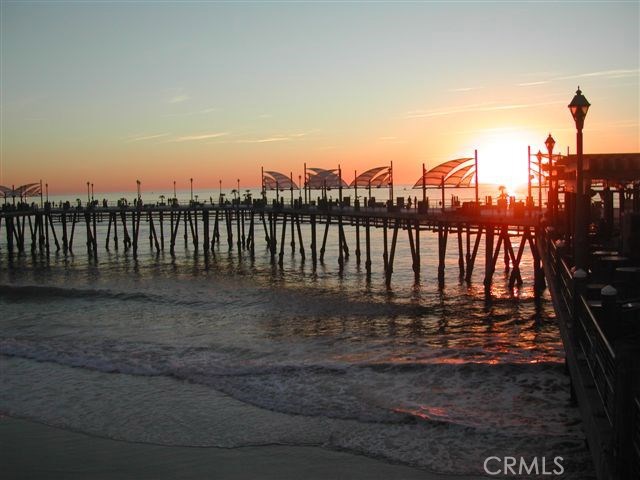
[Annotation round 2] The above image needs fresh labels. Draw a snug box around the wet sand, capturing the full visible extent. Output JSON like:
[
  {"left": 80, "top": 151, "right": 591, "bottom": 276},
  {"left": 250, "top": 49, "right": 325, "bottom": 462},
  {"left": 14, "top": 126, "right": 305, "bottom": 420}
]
[{"left": 0, "top": 416, "right": 481, "bottom": 480}]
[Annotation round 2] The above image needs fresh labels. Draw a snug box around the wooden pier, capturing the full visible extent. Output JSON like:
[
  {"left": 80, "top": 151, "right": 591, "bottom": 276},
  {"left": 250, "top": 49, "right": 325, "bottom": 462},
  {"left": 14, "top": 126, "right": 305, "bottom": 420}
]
[{"left": 0, "top": 201, "right": 544, "bottom": 290}]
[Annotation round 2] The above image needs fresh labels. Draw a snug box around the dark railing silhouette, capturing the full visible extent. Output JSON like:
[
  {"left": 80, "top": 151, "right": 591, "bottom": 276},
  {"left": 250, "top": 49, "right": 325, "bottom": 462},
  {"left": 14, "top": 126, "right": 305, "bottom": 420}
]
[{"left": 543, "top": 230, "right": 640, "bottom": 480}]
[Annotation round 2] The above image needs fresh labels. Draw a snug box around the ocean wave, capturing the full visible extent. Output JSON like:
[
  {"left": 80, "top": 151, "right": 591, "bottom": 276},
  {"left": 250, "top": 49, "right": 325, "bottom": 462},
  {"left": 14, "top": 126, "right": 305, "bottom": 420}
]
[
  {"left": 0, "top": 354, "right": 592, "bottom": 478},
  {"left": 0, "top": 336, "right": 574, "bottom": 434},
  {"left": 0, "top": 283, "right": 220, "bottom": 309}
]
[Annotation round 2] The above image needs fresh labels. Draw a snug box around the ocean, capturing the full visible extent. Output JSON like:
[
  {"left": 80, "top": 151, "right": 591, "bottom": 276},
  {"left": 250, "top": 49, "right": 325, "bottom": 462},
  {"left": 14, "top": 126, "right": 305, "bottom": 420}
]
[{"left": 0, "top": 186, "right": 593, "bottom": 477}]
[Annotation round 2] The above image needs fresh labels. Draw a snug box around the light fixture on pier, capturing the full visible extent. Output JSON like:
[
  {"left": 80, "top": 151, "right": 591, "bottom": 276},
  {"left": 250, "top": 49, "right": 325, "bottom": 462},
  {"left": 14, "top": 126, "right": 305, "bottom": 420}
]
[
  {"left": 545, "top": 133, "right": 556, "bottom": 221},
  {"left": 536, "top": 150, "right": 543, "bottom": 211},
  {"left": 568, "top": 87, "right": 590, "bottom": 269}
]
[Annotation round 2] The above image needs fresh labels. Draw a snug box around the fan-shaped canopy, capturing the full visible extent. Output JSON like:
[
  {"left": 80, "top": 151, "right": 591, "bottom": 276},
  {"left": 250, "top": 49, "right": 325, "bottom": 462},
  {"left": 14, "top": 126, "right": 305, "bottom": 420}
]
[
  {"left": 444, "top": 164, "right": 475, "bottom": 186},
  {"left": 263, "top": 171, "right": 298, "bottom": 190},
  {"left": 412, "top": 158, "right": 474, "bottom": 188},
  {"left": 349, "top": 166, "right": 389, "bottom": 187},
  {"left": 0, "top": 183, "right": 41, "bottom": 197},
  {"left": 307, "top": 168, "right": 348, "bottom": 189}
]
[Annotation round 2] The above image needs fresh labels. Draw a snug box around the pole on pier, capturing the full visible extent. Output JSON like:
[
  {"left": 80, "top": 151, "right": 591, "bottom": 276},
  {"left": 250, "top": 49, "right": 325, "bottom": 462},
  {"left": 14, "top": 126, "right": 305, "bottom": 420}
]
[
  {"left": 483, "top": 225, "right": 494, "bottom": 289},
  {"left": 527, "top": 145, "right": 532, "bottom": 203},
  {"left": 355, "top": 217, "right": 361, "bottom": 265},
  {"left": 113, "top": 211, "right": 118, "bottom": 250},
  {"left": 69, "top": 212, "right": 77, "bottom": 253},
  {"left": 474, "top": 149, "right": 479, "bottom": 204},
  {"left": 290, "top": 172, "right": 294, "bottom": 207},
  {"left": 295, "top": 215, "right": 305, "bottom": 261},
  {"left": 422, "top": 163, "right": 426, "bottom": 203},
  {"left": 249, "top": 211, "right": 256, "bottom": 258},
  {"left": 365, "top": 216, "right": 371, "bottom": 276},
  {"left": 278, "top": 214, "right": 287, "bottom": 267},
  {"left": 457, "top": 224, "right": 464, "bottom": 278},
  {"left": 385, "top": 220, "right": 399, "bottom": 286},
  {"left": 61, "top": 212, "right": 68, "bottom": 253},
  {"left": 407, "top": 220, "right": 417, "bottom": 278},
  {"left": 304, "top": 163, "right": 308, "bottom": 205},
  {"left": 236, "top": 208, "right": 242, "bottom": 256},
  {"left": 159, "top": 211, "right": 164, "bottom": 251},
  {"left": 389, "top": 161, "right": 394, "bottom": 205},
  {"left": 338, "top": 164, "right": 343, "bottom": 203},
  {"left": 203, "top": 210, "right": 210, "bottom": 256},
  {"left": 106, "top": 214, "right": 112, "bottom": 250},
  {"left": 414, "top": 220, "right": 420, "bottom": 276},
  {"left": 354, "top": 170, "right": 358, "bottom": 209},
  {"left": 437, "top": 223, "right": 448, "bottom": 287},
  {"left": 320, "top": 215, "right": 330, "bottom": 263},
  {"left": 382, "top": 219, "right": 389, "bottom": 275},
  {"left": 338, "top": 215, "right": 344, "bottom": 271},
  {"left": 311, "top": 214, "right": 317, "bottom": 267}
]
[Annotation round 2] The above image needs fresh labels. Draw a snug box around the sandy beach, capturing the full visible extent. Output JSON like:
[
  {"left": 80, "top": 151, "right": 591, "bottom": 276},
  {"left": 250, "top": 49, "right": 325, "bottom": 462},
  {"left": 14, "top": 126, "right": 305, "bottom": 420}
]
[{"left": 1, "top": 416, "right": 482, "bottom": 480}]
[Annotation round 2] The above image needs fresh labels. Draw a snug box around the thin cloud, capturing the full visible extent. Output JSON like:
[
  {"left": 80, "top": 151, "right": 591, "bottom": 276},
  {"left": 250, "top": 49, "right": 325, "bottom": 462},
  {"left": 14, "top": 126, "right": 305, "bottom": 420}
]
[
  {"left": 241, "top": 136, "right": 291, "bottom": 143},
  {"left": 518, "top": 81, "right": 550, "bottom": 87},
  {"left": 168, "top": 94, "right": 190, "bottom": 104},
  {"left": 163, "top": 107, "right": 218, "bottom": 117},
  {"left": 237, "top": 130, "right": 318, "bottom": 143},
  {"left": 448, "top": 86, "right": 483, "bottom": 92},
  {"left": 556, "top": 68, "right": 639, "bottom": 81},
  {"left": 127, "top": 133, "right": 170, "bottom": 143},
  {"left": 405, "top": 100, "right": 565, "bottom": 119},
  {"left": 172, "top": 132, "right": 229, "bottom": 142},
  {"left": 520, "top": 68, "right": 639, "bottom": 87}
]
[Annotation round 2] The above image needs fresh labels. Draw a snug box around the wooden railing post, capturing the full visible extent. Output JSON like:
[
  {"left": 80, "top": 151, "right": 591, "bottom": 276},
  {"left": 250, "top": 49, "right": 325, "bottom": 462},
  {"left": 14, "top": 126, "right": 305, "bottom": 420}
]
[{"left": 612, "top": 339, "right": 640, "bottom": 479}]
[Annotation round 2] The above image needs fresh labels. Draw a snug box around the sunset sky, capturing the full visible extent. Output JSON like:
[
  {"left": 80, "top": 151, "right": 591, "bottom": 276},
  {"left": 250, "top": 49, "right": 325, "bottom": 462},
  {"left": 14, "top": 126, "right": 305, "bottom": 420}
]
[{"left": 1, "top": 2, "right": 638, "bottom": 194}]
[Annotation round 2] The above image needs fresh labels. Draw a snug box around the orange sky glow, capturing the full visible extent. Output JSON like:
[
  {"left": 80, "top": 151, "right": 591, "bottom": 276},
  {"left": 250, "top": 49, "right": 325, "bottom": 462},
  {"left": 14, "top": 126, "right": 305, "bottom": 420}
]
[{"left": 1, "top": 3, "right": 638, "bottom": 195}]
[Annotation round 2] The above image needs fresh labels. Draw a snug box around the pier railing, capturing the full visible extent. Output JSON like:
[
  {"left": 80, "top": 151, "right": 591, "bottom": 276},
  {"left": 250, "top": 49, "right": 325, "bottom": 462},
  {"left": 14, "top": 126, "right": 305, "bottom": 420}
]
[{"left": 544, "top": 229, "right": 640, "bottom": 479}]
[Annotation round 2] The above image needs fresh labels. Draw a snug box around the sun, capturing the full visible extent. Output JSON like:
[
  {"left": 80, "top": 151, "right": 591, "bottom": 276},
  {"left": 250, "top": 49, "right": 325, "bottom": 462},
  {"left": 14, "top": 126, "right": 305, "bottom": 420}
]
[{"left": 472, "top": 128, "right": 535, "bottom": 193}]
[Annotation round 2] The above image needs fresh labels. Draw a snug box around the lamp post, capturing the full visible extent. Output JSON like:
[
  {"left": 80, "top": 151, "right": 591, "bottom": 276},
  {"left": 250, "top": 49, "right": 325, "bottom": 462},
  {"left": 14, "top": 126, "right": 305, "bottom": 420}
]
[
  {"left": 568, "top": 87, "right": 590, "bottom": 269},
  {"left": 190, "top": 178, "right": 193, "bottom": 202},
  {"left": 173, "top": 180, "right": 176, "bottom": 201},
  {"left": 527, "top": 146, "right": 532, "bottom": 204},
  {"left": 87, "top": 181, "right": 90, "bottom": 205},
  {"left": 536, "top": 150, "right": 543, "bottom": 211},
  {"left": 545, "top": 133, "right": 556, "bottom": 221},
  {"left": 136, "top": 180, "right": 141, "bottom": 204},
  {"left": 219, "top": 179, "right": 222, "bottom": 204}
]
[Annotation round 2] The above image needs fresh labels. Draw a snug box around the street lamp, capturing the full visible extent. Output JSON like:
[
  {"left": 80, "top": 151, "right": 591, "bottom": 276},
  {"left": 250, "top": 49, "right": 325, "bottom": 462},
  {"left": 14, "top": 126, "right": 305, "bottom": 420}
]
[
  {"left": 568, "top": 87, "right": 590, "bottom": 269},
  {"left": 87, "top": 181, "right": 90, "bottom": 204},
  {"left": 219, "top": 179, "right": 222, "bottom": 204},
  {"left": 536, "top": 150, "right": 543, "bottom": 211},
  {"left": 136, "top": 180, "right": 141, "bottom": 204},
  {"left": 173, "top": 180, "right": 176, "bottom": 201},
  {"left": 545, "top": 133, "right": 556, "bottom": 220},
  {"left": 190, "top": 178, "right": 193, "bottom": 202}
]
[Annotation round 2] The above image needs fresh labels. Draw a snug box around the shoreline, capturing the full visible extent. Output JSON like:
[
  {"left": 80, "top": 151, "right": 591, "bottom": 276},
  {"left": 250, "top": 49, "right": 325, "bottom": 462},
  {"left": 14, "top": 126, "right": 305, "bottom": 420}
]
[{"left": 0, "top": 416, "right": 482, "bottom": 480}]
